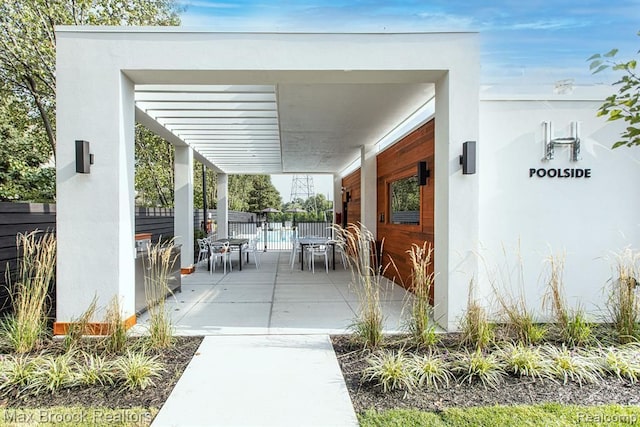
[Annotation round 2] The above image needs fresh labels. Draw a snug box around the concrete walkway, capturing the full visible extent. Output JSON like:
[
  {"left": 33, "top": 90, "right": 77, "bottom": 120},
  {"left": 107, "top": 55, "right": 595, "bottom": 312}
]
[
  {"left": 151, "top": 335, "right": 359, "bottom": 427},
  {"left": 143, "top": 251, "right": 410, "bottom": 426}
]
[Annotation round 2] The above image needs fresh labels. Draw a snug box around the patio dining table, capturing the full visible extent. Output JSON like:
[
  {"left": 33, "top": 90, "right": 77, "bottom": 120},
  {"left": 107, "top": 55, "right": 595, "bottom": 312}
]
[
  {"left": 298, "top": 237, "right": 336, "bottom": 271},
  {"left": 208, "top": 238, "right": 250, "bottom": 271}
]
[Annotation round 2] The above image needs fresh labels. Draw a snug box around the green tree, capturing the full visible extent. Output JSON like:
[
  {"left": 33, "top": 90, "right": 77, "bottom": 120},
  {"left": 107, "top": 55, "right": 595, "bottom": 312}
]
[
  {"left": 304, "top": 193, "right": 333, "bottom": 220},
  {"left": 589, "top": 31, "right": 640, "bottom": 148},
  {"left": 280, "top": 194, "right": 333, "bottom": 222},
  {"left": 134, "top": 125, "right": 175, "bottom": 207},
  {"left": 391, "top": 176, "right": 420, "bottom": 212},
  {"left": 0, "top": 0, "right": 181, "bottom": 156},
  {"left": 228, "top": 175, "right": 253, "bottom": 212},
  {"left": 247, "top": 175, "right": 282, "bottom": 213},
  {"left": 0, "top": 93, "right": 54, "bottom": 202},
  {"left": 193, "top": 161, "right": 217, "bottom": 210}
]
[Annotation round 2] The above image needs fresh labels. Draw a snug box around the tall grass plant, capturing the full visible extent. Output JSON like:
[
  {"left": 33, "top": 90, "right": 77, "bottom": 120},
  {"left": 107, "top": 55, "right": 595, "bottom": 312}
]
[
  {"left": 104, "top": 297, "right": 128, "bottom": 354},
  {"left": 405, "top": 242, "right": 439, "bottom": 346},
  {"left": 459, "top": 280, "right": 494, "bottom": 350},
  {"left": 334, "top": 224, "right": 386, "bottom": 349},
  {"left": 484, "top": 243, "right": 546, "bottom": 345},
  {"left": 143, "top": 240, "right": 177, "bottom": 349},
  {"left": 0, "top": 231, "right": 56, "bottom": 353},
  {"left": 542, "top": 252, "right": 593, "bottom": 346},
  {"left": 62, "top": 296, "right": 98, "bottom": 352},
  {"left": 363, "top": 350, "right": 414, "bottom": 395},
  {"left": 606, "top": 248, "right": 640, "bottom": 344}
]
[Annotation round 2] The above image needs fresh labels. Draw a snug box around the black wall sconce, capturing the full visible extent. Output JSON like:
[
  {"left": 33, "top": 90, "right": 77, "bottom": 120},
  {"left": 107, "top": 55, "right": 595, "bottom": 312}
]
[
  {"left": 459, "top": 141, "right": 476, "bottom": 175},
  {"left": 345, "top": 191, "right": 352, "bottom": 202},
  {"left": 75, "top": 140, "right": 94, "bottom": 174},
  {"left": 417, "top": 160, "right": 430, "bottom": 186}
]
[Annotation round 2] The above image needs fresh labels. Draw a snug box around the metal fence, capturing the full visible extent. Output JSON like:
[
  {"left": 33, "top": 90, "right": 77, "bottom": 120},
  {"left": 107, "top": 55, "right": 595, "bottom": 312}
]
[{"left": 228, "top": 221, "right": 333, "bottom": 251}]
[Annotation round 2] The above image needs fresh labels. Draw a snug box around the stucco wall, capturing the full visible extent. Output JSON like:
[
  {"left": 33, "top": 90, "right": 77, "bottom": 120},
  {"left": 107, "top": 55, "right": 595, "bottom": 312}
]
[{"left": 477, "top": 95, "right": 640, "bottom": 321}]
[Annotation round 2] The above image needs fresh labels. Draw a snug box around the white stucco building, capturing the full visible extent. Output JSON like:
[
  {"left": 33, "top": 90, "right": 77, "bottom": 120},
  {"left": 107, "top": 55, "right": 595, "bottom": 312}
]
[{"left": 54, "top": 28, "right": 640, "bottom": 332}]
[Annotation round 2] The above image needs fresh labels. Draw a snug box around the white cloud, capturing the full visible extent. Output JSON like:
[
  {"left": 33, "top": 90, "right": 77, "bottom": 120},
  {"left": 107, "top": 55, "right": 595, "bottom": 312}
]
[
  {"left": 179, "top": 1, "right": 238, "bottom": 9},
  {"left": 502, "top": 19, "right": 588, "bottom": 31},
  {"left": 415, "top": 12, "right": 477, "bottom": 31}
]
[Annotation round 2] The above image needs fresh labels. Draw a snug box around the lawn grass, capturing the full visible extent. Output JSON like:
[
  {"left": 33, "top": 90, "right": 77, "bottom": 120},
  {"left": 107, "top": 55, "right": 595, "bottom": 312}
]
[
  {"left": 0, "top": 407, "right": 158, "bottom": 426},
  {"left": 359, "top": 404, "right": 640, "bottom": 427}
]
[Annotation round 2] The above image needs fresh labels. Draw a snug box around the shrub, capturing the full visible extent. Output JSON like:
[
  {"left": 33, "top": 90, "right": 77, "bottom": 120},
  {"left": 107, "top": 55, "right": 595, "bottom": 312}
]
[
  {"left": 598, "top": 344, "right": 640, "bottom": 384},
  {"left": 502, "top": 309, "right": 546, "bottom": 346},
  {"left": 29, "top": 353, "right": 78, "bottom": 394},
  {"left": 606, "top": 248, "right": 640, "bottom": 344},
  {"left": 1, "top": 231, "right": 56, "bottom": 353},
  {"left": 77, "top": 352, "right": 114, "bottom": 387},
  {"left": 453, "top": 349, "right": 506, "bottom": 389},
  {"left": 563, "top": 310, "right": 593, "bottom": 347},
  {"left": 542, "top": 345, "right": 602, "bottom": 386},
  {"left": 409, "top": 352, "right": 453, "bottom": 390},
  {"left": 0, "top": 354, "right": 35, "bottom": 393},
  {"left": 363, "top": 350, "right": 414, "bottom": 395},
  {"left": 114, "top": 350, "right": 164, "bottom": 391},
  {"left": 496, "top": 342, "right": 552, "bottom": 381},
  {"left": 0, "top": 315, "right": 47, "bottom": 355}
]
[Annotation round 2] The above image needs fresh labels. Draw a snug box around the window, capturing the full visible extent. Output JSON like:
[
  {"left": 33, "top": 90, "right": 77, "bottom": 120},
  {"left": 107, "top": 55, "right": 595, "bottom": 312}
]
[{"left": 390, "top": 175, "right": 420, "bottom": 225}]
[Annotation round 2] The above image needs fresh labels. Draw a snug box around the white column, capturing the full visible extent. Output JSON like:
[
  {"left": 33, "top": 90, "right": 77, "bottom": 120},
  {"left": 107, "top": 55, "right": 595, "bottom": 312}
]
[
  {"left": 217, "top": 173, "right": 229, "bottom": 238},
  {"left": 332, "top": 173, "right": 343, "bottom": 225},
  {"left": 174, "top": 146, "right": 194, "bottom": 270},
  {"left": 360, "top": 145, "right": 377, "bottom": 238},
  {"left": 56, "top": 70, "right": 136, "bottom": 326},
  {"left": 433, "top": 69, "right": 480, "bottom": 331}
]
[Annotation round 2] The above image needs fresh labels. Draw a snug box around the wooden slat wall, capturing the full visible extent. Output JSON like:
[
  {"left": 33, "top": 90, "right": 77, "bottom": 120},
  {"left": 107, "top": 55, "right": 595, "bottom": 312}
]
[
  {"left": 341, "top": 169, "right": 361, "bottom": 226},
  {"left": 377, "top": 120, "right": 435, "bottom": 296}
]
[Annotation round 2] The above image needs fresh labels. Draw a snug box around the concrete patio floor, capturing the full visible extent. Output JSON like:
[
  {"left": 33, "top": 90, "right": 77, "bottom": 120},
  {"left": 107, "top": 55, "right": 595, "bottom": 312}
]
[
  {"left": 141, "top": 251, "right": 412, "bottom": 426},
  {"left": 133, "top": 251, "right": 413, "bottom": 336}
]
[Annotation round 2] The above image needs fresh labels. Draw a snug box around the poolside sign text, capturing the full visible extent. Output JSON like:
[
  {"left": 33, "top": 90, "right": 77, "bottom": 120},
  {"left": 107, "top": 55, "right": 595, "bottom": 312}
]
[{"left": 529, "top": 168, "right": 592, "bottom": 179}]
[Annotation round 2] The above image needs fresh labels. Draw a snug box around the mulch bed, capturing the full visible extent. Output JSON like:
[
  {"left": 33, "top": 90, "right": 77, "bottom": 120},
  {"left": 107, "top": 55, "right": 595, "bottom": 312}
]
[
  {"left": 1, "top": 336, "right": 203, "bottom": 409},
  {"left": 331, "top": 334, "right": 640, "bottom": 413},
  {"left": 4, "top": 333, "right": 640, "bottom": 414}
]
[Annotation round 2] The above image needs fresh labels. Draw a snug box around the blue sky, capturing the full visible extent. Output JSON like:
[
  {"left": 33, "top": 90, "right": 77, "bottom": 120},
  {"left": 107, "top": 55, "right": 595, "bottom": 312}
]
[
  {"left": 178, "top": 0, "right": 639, "bottom": 85},
  {"left": 177, "top": 1, "right": 639, "bottom": 199}
]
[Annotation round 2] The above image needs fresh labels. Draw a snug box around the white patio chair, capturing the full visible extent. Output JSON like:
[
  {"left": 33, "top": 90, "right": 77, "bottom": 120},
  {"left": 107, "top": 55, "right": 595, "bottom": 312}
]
[
  {"left": 306, "top": 244, "right": 329, "bottom": 274},
  {"left": 289, "top": 238, "right": 302, "bottom": 270},
  {"left": 245, "top": 237, "right": 262, "bottom": 269},
  {"left": 209, "top": 241, "right": 232, "bottom": 274},
  {"left": 329, "top": 239, "right": 348, "bottom": 270},
  {"left": 196, "top": 239, "right": 209, "bottom": 266}
]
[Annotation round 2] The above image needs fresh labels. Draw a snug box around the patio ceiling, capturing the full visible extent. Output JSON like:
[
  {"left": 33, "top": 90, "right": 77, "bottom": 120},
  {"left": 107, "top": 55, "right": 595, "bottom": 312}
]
[{"left": 134, "top": 82, "right": 435, "bottom": 175}]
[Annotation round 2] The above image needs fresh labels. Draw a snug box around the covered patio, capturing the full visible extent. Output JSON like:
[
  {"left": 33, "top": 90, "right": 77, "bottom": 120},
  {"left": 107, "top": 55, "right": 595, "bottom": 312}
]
[
  {"left": 133, "top": 252, "right": 412, "bottom": 335},
  {"left": 55, "top": 29, "right": 479, "bottom": 332}
]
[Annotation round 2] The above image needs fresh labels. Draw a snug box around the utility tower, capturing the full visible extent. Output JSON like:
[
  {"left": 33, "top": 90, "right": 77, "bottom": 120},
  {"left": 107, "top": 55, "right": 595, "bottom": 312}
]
[{"left": 290, "top": 175, "right": 317, "bottom": 211}]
